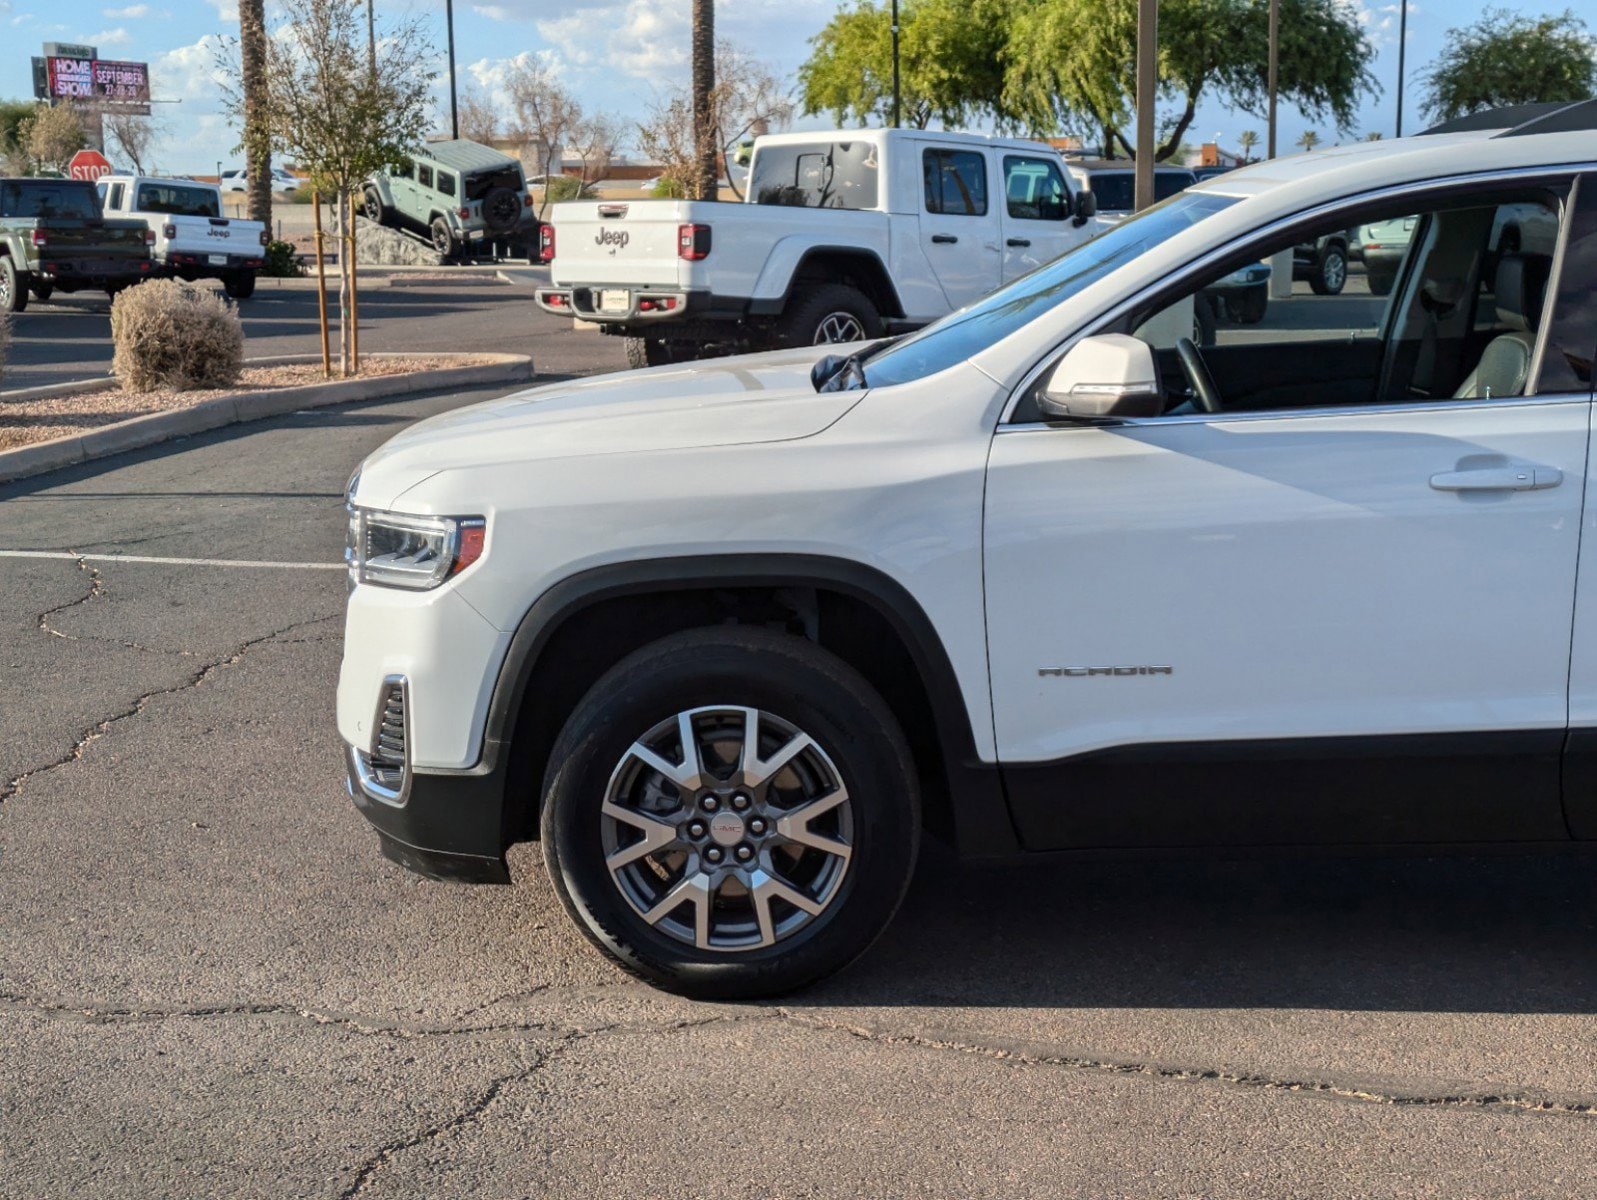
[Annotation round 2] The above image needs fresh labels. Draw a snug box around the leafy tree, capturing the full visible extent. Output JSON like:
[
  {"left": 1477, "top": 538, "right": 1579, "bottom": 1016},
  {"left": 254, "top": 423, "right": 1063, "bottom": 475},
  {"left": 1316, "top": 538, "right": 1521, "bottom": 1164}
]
[
  {"left": 1420, "top": 8, "right": 1596, "bottom": 122},
  {"left": 1002, "top": 0, "right": 1378, "bottom": 159},
  {"left": 20, "top": 103, "right": 86, "bottom": 174},
  {"left": 1296, "top": 129, "right": 1321, "bottom": 151},
  {"left": 798, "top": 0, "right": 1008, "bottom": 129},
  {"left": 222, "top": 0, "right": 433, "bottom": 376},
  {"left": 0, "top": 100, "right": 38, "bottom": 171}
]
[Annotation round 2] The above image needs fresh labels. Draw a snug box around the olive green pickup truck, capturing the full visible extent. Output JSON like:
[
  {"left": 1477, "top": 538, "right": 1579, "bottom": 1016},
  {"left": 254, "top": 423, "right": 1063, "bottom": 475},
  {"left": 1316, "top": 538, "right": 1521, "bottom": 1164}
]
[{"left": 0, "top": 177, "right": 155, "bottom": 312}]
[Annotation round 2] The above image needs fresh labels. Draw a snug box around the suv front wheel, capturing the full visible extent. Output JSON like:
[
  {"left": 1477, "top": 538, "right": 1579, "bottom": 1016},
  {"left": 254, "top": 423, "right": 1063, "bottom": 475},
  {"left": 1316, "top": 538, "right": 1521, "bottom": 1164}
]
[
  {"left": 1309, "top": 242, "right": 1348, "bottom": 295},
  {"left": 541, "top": 627, "right": 921, "bottom": 999},
  {"left": 430, "top": 218, "right": 458, "bottom": 261}
]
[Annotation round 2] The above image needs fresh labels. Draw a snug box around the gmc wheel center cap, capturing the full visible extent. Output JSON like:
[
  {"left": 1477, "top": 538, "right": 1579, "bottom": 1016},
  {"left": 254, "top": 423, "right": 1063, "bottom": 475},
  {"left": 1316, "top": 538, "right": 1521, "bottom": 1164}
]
[{"left": 708, "top": 812, "right": 745, "bottom": 847}]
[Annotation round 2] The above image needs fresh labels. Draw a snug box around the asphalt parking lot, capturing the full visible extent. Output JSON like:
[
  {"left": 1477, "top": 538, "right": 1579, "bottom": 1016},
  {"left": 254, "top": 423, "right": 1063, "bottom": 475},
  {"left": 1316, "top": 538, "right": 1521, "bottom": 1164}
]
[{"left": 3, "top": 291, "right": 1597, "bottom": 1196}]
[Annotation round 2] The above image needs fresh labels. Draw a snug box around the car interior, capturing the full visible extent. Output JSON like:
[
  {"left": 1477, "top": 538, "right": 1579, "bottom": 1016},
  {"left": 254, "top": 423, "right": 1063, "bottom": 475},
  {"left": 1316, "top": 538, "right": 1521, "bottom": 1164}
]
[{"left": 1120, "top": 185, "right": 1569, "bottom": 416}]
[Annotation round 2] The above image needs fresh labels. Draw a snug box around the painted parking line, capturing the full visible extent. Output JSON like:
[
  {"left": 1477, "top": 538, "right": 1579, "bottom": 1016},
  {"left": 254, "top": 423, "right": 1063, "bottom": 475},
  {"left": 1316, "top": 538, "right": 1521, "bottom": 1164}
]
[{"left": 0, "top": 550, "right": 345, "bottom": 571}]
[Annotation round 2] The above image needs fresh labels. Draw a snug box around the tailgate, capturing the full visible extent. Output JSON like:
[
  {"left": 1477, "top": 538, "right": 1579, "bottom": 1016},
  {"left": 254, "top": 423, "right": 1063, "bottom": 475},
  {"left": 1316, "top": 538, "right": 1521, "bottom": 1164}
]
[
  {"left": 38, "top": 220, "right": 147, "bottom": 258},
  {"left": 166, "top": 216, "right": 261, "bottom": 255},
  {"left": 548, "top": 199, "right": 689, "bottom": 287}
]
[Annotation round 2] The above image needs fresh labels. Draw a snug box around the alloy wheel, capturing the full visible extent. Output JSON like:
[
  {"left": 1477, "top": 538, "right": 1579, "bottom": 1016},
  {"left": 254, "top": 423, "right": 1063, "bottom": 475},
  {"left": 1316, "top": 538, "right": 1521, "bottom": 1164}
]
[
  {"left": 1323, "top": 252, "right": 1346, "bottom": 291},
  {"left": 600, "top": 705, "right": 855, "bottom": 953},
  {"left": 813, "top": 312, "right": 866, "bottom": 344}
]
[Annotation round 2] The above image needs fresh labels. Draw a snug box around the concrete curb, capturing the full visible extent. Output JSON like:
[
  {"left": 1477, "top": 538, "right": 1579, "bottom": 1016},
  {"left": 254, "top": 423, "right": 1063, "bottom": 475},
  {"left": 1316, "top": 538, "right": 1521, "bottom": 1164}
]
[{"left": 0, "top": 352, "right": 534, "bottom": 486}]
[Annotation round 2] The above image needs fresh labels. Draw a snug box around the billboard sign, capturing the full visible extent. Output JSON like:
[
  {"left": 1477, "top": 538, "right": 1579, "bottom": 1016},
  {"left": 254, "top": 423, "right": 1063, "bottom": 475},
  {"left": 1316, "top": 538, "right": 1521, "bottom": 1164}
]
[{"left": 31, "top": 48, "right": 151, "bottom": 114}]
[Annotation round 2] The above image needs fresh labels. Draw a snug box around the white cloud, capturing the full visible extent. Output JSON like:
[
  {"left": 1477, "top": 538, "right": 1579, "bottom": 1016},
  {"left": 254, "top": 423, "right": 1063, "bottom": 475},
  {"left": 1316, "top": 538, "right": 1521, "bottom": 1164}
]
[
  {"left": 103, "top": 4, "right": 150, "bottom": 16},
  {"left": 153, "top": 34, "right": 231, "bottom": 105},
  {"left": 90, "top": 26, "right": 131, "bottom": 45},
  {"left": 471, "top": 4, "right": 513, "bottom": 19}
]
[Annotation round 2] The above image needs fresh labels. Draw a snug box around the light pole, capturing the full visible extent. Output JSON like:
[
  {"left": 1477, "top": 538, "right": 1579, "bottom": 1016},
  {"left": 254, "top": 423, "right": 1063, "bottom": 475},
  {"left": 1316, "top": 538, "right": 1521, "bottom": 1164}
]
[
  {"left": 1395, "top": 0, "right": 1407, "bottom": 136},
  {"left": 445, "top": 0, "right": 459, "bottom": 139},
  {"left": 1266, "top": 0, "right": 1278, "bottom": 160},
  {"left": 366, "top": 0, "right": 377, "bottom": 75},
  {"left": 1134, "top": 0, "right": 1156, "bottom": 210},
  {"left": 890, "top": 0, "right": 901, "bottom": 129}
]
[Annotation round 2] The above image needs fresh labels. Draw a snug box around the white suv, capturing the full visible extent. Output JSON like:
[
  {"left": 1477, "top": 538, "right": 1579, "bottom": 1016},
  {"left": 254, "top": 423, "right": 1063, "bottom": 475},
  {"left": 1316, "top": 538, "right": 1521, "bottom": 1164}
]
[{"left": 340, "top": 101, "right": 1597, "bottom": 998}]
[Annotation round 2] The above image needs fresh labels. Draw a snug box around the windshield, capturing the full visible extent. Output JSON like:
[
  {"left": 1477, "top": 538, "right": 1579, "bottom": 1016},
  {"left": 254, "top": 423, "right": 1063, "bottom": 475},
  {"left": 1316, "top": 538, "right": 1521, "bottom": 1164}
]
[
  {"left": 1089, "top": 171, "right": 1194, "bottom": 214},
  {"left": 136, "top": 182, "right": 221, "bottom": 218},
  {"left": 854, "top": 191, "right": 1238, "bottom": 389},
  {"left": 749, "top": 141, "right": 879, "bottom": 210},
  {"left": 465, "top": 167, "right": 523, "bottom": 200},
  {"left": 0, "top": 179, "right": 101, "bottom": 220}
]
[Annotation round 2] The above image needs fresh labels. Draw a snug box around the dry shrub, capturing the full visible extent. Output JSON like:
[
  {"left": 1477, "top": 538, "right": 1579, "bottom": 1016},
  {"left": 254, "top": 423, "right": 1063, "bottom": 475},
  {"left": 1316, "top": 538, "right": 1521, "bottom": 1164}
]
[{"left": 110, "top": 280, "right": 244, "bottom": 393}]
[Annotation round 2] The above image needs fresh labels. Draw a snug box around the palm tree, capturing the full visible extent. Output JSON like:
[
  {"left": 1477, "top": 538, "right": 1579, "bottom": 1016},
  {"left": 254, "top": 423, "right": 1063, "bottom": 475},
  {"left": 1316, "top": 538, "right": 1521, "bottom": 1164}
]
[
  {"left": 239, "top": 0, "right": 272, "bottom": 228},
  {"left": 1364, "top": 131, "right": 1383, "bottom": 141},
  {"left": 691, "top": 0, "right": 717, "bottom": 201},
  {"left": 1295, "top": 129, "right": 1321, "bottom": 152},
  {"left": 1237, "top": 129, "right": 1259, "bottom": 162}
]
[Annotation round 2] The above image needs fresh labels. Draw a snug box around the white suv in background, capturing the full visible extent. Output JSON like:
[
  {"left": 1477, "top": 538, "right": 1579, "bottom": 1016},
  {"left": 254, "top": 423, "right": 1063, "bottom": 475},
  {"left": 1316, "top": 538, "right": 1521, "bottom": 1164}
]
[{"left": 341, "top": 100, "right": 1597, "bottom": 999}]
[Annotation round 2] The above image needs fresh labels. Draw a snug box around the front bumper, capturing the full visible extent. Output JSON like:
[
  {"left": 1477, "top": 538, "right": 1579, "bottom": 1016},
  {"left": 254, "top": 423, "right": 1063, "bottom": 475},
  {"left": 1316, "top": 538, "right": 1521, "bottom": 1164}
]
[{"left": 346, "top": 743, "right": 511, "bottom": 884}]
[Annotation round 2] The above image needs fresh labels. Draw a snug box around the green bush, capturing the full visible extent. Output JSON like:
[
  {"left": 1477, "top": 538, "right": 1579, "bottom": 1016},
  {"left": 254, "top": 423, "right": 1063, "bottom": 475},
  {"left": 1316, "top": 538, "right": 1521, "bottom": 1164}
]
[
  {"left": 541, "top": 175, "right": 598, "bottom": 204},
  {"left": 110, "top": 280, "right": 244, "bottom": 393},
  {"left": 650, "top": 177, "right": 688, "bottom": 199},
  {"left": 262, "top": 239, "right": 302, "bottom": 277}
]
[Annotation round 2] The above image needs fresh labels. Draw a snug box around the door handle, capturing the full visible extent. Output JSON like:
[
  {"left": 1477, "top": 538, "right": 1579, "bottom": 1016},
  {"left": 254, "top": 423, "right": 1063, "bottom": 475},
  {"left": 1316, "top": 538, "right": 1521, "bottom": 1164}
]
[
  {"left": 931, "top": 234, "right": 958, "bottom": 244},
  {"left": 1006, "top": 237, "right": 1031, "bottom": 248},
  {"left": 1429, "top": 464, "right": 1563, "bottom": 492}
]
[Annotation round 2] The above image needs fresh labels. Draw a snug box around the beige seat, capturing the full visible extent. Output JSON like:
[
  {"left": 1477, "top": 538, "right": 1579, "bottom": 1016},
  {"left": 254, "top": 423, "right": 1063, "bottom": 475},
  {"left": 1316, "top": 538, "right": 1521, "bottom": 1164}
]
[{"left": 1454, "top": 253, "right": 1551, "bottom": 400}]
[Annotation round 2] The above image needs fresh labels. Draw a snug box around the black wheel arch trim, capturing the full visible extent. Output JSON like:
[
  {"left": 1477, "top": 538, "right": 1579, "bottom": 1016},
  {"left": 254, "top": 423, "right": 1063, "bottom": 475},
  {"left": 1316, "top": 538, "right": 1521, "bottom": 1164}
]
[{"left": 465, "top": 553, "right": 1018, "bottom": 859}]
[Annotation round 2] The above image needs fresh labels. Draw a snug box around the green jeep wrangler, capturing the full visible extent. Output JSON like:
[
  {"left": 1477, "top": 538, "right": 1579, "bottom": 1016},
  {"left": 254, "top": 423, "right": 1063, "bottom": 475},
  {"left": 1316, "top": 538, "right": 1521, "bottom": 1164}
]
[
  {"left": 361, "top": 139, "right": 539, "bottom": 261},
  {"left": 0, "top": 177, "right": 154, "bottom": 312}
]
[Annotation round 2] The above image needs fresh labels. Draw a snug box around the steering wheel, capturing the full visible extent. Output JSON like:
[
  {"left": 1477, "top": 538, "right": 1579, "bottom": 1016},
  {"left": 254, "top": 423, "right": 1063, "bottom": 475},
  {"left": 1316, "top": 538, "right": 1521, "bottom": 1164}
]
[{"left": 1175, "top": 337, "right": 1223, "bottom": 413}]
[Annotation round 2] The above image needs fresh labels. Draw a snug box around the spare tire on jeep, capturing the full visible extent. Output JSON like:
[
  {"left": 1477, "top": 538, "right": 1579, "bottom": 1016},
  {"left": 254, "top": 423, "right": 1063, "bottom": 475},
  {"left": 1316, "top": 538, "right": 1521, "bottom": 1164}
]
[{"left": 481, "top": 186, "right": 521, "bottom": 235}]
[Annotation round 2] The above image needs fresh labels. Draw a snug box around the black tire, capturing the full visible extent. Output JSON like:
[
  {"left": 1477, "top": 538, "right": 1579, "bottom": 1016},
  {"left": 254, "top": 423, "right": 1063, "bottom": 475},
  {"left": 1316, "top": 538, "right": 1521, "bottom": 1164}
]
[
  {"left": 776, "top": 283, "right": 883, "bottom": 349},
  {"left": 1309, "top": 243, "right": 1347, "bottom": 295},
  {"left": 624, "top": 337, "right": 693, "bottom": 369},
  {"left": 362, "top": 187, "right": 388, "bottom": 225},
  {"left": 1228, "top": 284, "right": 1268, "bottom": 324},
  {"left": 1366, "top": 268, "right": 1395, "bottom": 297},
  {"left": 222, "top": 271, "right": 256, "bottom": 300},
  {"left": 541, "top": 626, "right": 921, "bottom": 999},
  {"left": 430, "top": 218, "right": 457, "bottom": 260},
  {"left": 0, "top": 257, "right": 29, "bottom": 313},
  {"left": 29, "top": 280, "right": 53, "bottom": 303},
  {"left": 481, "top": 185, "right": 521, "bottom": 235}
]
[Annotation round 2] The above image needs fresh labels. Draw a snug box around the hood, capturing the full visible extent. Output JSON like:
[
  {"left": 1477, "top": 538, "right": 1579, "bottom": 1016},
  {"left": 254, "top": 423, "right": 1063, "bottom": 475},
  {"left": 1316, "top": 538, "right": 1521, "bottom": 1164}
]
[{"left": 356, "top": 346, "right": 863, "bottom": 508}]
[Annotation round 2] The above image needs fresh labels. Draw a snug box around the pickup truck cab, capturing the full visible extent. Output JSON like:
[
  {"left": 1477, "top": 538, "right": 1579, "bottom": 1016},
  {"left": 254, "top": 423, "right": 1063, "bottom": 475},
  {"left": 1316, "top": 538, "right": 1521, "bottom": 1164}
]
[
  {"left": 536, "top": 128, "right": 1099, "bottom": 367},
  {"left": 0, "top": 177, "right": 154, "bottom": 312},
  {"left": 97, "top": 175, "right": 268, "bottom": 299},
  {"left": 342, "top": 100, "right": 1597, "bottom": 1000}
]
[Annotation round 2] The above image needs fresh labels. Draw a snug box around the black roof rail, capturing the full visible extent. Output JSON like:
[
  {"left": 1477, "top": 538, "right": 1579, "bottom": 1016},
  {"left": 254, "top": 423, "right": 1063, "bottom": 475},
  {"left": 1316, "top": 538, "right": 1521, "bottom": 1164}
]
[
  {"left": 1417, "top": 102, "right": 1571, "bottom": 136},
  {"left": 1495, "top": 97, "right": 1597, "bottom": 137}
]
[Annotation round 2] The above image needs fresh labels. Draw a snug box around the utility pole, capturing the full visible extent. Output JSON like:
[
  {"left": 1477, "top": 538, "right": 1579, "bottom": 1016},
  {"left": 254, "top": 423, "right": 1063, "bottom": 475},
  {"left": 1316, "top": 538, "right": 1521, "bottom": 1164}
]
[
  {"left": 366, "top": 1, "right": 376, "bottom": 75},
  {"left": 1395, "top": 0, "right": 1407, "bottom": 136},
  {"left": 1134, "top": 0, "right": 1156, "bottom": 210},
  {"left": 891, "top": 0, "right": 901, "bottom": 129},
  {"left": 445, "top": 0, "right": 459, "bottom": 139},
  {"left": 1266, "top": 0, "right": 1278, "bottom": 160}
]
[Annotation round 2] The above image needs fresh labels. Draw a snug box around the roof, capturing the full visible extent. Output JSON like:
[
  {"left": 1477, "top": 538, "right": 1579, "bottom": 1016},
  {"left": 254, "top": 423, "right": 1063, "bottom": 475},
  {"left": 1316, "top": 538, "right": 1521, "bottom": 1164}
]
[
  {"left": 1071, "top": 159, "right": 1196, "bottom": 175},
  {"left": 415, "top": 139, "right": 522, "bottom": 174},
  {"left": 750, "top": 128, "right": 1071, "bottom": 156}
]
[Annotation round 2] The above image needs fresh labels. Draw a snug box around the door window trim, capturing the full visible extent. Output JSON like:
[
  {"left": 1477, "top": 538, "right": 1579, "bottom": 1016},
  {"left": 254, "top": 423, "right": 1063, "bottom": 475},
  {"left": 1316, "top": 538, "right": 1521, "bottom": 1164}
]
[{"left": 997, "top": 165, "right": 1591, "bottom": 428}]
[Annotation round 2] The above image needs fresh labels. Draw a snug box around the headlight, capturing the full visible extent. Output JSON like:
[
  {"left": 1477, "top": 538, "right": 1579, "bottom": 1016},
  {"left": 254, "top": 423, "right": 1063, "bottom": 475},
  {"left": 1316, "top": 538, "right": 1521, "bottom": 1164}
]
[{"left": 347, "top": 508, "right": 487, "bottom": 590}]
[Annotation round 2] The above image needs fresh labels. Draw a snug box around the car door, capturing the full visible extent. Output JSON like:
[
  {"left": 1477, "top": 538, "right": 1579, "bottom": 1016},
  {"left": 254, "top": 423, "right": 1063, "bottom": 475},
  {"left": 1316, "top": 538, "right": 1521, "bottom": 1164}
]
[
  {"left": 999, "top": 154, "right": 1080, "bottom": 281},
  {"left": 918, "top": 144, "right": 1002, "bottom": 307},
  {"left": 983, "top": 174, "right": 1588, "bottom": 851}
]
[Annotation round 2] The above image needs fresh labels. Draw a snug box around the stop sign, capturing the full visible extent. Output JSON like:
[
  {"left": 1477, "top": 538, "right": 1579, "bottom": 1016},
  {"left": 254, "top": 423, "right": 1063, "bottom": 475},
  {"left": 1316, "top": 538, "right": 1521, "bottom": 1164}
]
[{"left": 67, "top": 149, "right": 112, "bottom": 182}]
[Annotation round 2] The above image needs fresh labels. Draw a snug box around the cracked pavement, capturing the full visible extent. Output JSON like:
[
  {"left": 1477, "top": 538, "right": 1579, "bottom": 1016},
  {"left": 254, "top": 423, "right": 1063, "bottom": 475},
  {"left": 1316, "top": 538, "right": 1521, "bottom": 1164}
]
[{"left": 4, "top": 325, "right": 1597, "bottom": 1196}]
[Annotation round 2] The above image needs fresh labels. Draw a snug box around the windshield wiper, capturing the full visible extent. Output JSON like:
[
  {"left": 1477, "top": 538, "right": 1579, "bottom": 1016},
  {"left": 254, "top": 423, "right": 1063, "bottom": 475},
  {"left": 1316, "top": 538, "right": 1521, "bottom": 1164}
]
[{"left": 810, "top": 335, "right": 901, "bottom": 393}]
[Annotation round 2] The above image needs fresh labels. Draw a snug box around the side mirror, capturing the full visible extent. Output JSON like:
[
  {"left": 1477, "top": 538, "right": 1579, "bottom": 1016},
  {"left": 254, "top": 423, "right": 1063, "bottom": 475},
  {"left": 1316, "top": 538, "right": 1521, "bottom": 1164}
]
[
  {"left": 1037, "top": 334, "right": 1163, "bottom": 421},
  {"left": 1073, "top": 190, "right": 1097, "bottom": 226}
]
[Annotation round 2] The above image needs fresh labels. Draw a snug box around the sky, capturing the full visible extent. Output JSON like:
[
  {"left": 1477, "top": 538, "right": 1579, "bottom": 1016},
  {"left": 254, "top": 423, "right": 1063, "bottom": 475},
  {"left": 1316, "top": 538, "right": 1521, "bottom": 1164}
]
[{"left": 0, "top": 0, "right": 1569, "bottom": 175}]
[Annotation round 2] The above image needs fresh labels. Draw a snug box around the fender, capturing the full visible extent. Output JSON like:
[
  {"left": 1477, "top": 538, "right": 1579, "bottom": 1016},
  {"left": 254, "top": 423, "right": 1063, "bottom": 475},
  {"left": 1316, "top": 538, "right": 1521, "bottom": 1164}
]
[
  {"left": 748, "top": 238, "right": 903, "bottom": 314},
  {"left": 467, "top": 553, "right": 1019, "bottom": 858}
]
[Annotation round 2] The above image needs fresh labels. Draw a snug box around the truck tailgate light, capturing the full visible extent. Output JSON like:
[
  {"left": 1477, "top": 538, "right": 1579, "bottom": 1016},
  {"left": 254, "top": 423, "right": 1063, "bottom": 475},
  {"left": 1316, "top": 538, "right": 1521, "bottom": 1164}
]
[
  {"left": 30, "top": 230, "right": 46, "bottom": 247},
  {"left": 143, "top": 229, "right": 156, "bottom": 245},
  {"left": 638, "top": 296, "right": 679, "bottom": 312},
  {"left": 162, "top": 223, "right": 177, "bottom": 239},
  {"left": 678, "top": 224, "right": 711, "bottom": 261},
  {"left": 539, "top": 225, "right": 556, "bottom": 262}
]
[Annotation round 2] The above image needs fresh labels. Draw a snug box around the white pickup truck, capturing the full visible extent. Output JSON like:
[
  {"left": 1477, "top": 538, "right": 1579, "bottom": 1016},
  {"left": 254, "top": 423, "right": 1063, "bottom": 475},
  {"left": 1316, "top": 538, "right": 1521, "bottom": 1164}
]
[
  {"left": 536, "top": 128, "right": 1099, "bottom": 367},
  {"left": 96, "top": 175, "right": 268, "bottom": 299}
]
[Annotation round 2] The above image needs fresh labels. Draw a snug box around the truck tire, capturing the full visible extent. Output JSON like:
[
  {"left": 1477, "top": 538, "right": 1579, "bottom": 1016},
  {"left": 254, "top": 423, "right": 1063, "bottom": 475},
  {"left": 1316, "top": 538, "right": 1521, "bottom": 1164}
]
[
  {"left": 624, "top": 337, "right": 691, "bottom": 369},
  {"left": 223, "top": 271, "right": 257, "bottom": 300},
  {"left": 1308, "top": 243, "right": 1347, "bottom": 295},
  {"left": 541, "top": 626, "right": 920, "bottom": 1000},
  {"left": 362, "top": 187, "right": 389, "bottom": 225},
  {"left": 0, "top": 257, "right": 29, "bottom": 313},
  {"left": 29, "top": 280, "right": 53, "bottom": 303},
  {"left": 777, "top": 283, "right": 883, "bottom": 349},
  {"left": 1366, "top": 268, "right": 1395, "bottom": 297},
  {"left": 430, "top": 218, "right": 458, "bottom": 261}
]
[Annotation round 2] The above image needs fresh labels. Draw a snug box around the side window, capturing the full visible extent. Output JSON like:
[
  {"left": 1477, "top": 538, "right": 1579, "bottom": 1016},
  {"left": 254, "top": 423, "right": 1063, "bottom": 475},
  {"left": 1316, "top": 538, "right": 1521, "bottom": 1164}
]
[
  {"left": 1126, "top": 187, "right": 1568, "bottom": 415},
  {"left": 437, "top": 172, "right": 457, "bottom": 198},
  {"left": 1003, "top": 156, "right": 1068, "bottom": 222},
  {"left": 109, "top": 183, "right": 125, "bottom": 210},
  {"left": 1532, "top": 176, "right": 1594, "bottom": 395},
  {"left": 923, "top": 149, "right": 987, "bottom": 217},
  {"left": 417, "top": 164, "right": 433, "bottom": 189}
]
